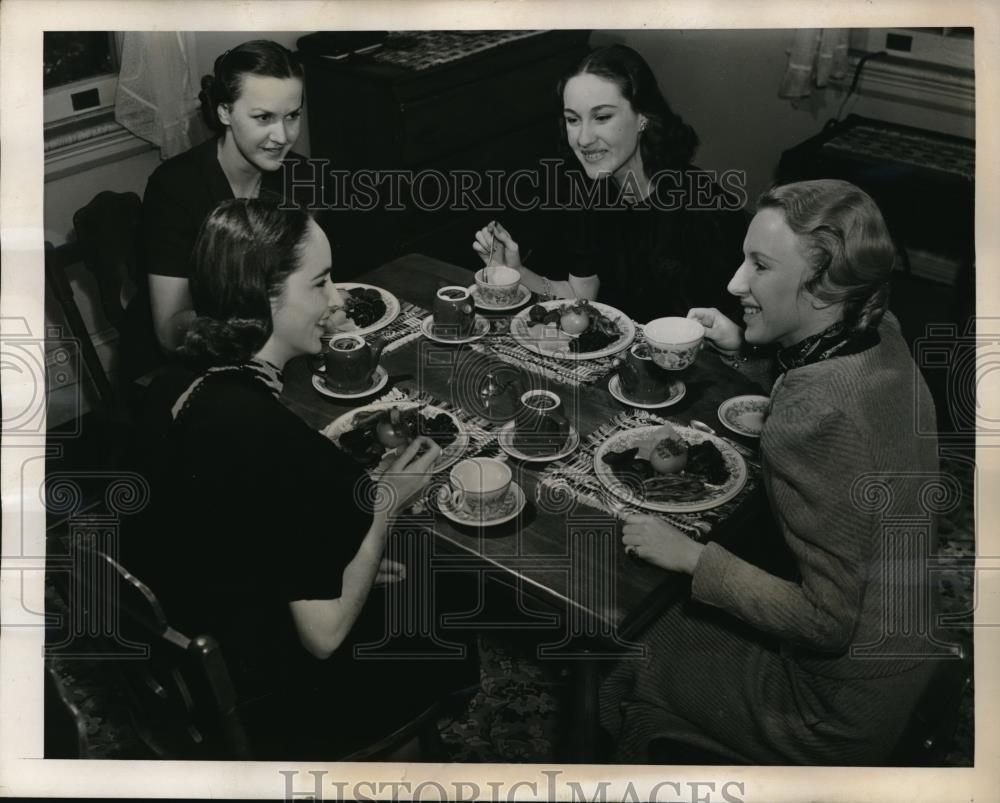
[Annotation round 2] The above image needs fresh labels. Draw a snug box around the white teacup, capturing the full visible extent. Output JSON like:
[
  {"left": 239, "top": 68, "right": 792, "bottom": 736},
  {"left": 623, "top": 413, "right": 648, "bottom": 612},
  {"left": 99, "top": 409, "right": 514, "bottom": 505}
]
[
  {"left": 475, "top": 266, "right": 522, "bottom": 307},
  {"left": 449, "top": 457, "right": 512, "bottom": 518},
  {"left": 644, "top": 317, "right": 705, "bottom": 371}
]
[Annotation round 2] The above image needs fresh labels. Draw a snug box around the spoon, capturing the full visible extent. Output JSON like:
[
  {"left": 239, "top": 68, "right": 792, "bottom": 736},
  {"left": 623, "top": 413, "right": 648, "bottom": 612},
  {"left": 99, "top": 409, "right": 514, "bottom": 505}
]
[
  {"left": 484, "top": 222, "right": 497, "bottom": 283},
  {"left": 689, "top": 419, "right": 760, "bottom": 464}
]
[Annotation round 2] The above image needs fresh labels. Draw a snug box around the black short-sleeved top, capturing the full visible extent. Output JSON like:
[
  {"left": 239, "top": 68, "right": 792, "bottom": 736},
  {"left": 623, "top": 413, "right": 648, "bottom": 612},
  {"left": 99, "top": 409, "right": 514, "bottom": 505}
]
[
  {"left": 531, "top": 168, "right": 747, "bottom": 323},
  {"left": 141, "top": 136, "right": 322, "bottom": 281},
  {"left": 125, "top": 364, "right": 373, "bottom": 688}
]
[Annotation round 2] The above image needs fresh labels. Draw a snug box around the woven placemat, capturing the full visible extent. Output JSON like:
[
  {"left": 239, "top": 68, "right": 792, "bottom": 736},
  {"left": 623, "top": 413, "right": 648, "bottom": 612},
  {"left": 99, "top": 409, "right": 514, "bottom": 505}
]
[
  {"left": 370, "top": 300, "right": 427, "bottom": 354},
  {"left": 537, "top": 409, "right": 761, "bottom": 540},
  {"left": 469, "top": 324, "right": 645, "bottom": 387}
]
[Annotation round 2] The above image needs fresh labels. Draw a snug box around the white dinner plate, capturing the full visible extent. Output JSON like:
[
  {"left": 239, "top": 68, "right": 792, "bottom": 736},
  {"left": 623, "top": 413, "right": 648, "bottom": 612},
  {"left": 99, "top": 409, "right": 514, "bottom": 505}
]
[
  {"left": 717, "top": 394, "right": 770, "bottom": 438},
  {"left": 593, "top": 423, "right": 747, "bottom": 514},
  {"left": 420, "top": 314, "right": 491, "bottom": 344},
  {"left": 509, "top": 300, "right": 635, "bottom": 361},
  {"left": 467, "top": 283, "right": 532, "bottom": 312},
  {"left": 327, "top": 283, "right": 400, "bottom": 337},
  {"left": 323, "top": 401, "right": 469, "bottom": 474},
  {"left": 435, "top": 481, "right": 526, "bottom": 527}
]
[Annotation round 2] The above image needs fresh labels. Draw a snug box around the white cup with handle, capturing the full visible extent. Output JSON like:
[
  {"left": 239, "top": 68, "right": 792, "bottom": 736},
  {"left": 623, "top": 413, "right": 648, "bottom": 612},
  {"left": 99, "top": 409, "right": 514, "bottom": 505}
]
[{"left": 448, "top": 457, "right": 512, "bottom": 518}]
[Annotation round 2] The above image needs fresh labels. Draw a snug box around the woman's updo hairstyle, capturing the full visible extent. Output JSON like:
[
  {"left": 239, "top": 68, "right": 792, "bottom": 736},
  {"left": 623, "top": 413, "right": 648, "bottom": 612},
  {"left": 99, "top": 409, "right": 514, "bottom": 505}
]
[
  {"left": 757, "top": 179, "right": 895, "bottom": 334},
  {"left": 198, "top": 39, "right": 304, "bottom": 132},
  {"left": 181, "top": 199, "right": 312, "bottom": 367},
  {"left": 558, "top": 44, "right": 699, "bottom": 175}
]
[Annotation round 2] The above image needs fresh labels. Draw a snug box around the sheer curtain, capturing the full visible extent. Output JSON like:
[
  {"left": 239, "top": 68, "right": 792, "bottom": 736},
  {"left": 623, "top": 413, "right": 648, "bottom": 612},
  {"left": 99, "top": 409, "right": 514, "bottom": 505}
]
[
  {"left": 779, "top": 29, "right": 850, "bottom": 99},
  {"left": 114, "top": 32, "right": 209, "bottom": 159}
]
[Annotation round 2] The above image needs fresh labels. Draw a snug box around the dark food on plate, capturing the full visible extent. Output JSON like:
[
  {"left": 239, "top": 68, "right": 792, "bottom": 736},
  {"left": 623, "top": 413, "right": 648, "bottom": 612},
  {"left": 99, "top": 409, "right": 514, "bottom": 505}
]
[
  {"left": 344, "top": 287, "right": 387, "bottom": 328},
  {"left": 602, "top": 437, "right": 730, "bottom": 502},
  {"left": 526, "top": 300, "right": 621, "bottom": 353},
  {"left": 338, "top": 406, "right": 458, "bottom": 468},
  {"left": 686, "top": 441, "right": 729, "bottom": 485}
]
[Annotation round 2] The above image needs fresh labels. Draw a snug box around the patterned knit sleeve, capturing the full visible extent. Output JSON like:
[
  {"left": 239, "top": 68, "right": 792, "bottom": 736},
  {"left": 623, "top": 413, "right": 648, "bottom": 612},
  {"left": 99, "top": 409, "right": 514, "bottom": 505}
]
[{"left": 691, "top": 403, "right": 875, "bottom": 652}]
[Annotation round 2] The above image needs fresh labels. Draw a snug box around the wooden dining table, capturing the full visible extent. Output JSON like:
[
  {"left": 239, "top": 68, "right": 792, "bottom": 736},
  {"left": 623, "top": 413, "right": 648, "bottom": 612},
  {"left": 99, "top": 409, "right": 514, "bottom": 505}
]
[{"left": 280, "top": 253, "right": 769, "bottom": 760}]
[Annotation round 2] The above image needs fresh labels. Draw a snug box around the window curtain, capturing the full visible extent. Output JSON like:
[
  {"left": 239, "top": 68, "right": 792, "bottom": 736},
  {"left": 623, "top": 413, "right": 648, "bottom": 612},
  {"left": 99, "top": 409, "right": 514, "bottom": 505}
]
[
  {"left": 114, "top": 32, "right": 209, "bottom": 159},
  {"left": 779, "top": 29, "right": 850, "bottom": 98}
]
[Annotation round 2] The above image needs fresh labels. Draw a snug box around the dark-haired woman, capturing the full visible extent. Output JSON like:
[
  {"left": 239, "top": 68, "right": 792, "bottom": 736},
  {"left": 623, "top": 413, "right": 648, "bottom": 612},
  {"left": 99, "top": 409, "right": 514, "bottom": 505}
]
[
  {"left": 129, "top": 200, "right": 469, "bottom": 757},
  {"left": 142, "top": 39, "right": 323, "bottom": 352},
  {"left": 600, "top": 180, "right": 940, "bottom": 765},
  {"left": 472, "top": 44, "right": 746, "bottom": 322}
]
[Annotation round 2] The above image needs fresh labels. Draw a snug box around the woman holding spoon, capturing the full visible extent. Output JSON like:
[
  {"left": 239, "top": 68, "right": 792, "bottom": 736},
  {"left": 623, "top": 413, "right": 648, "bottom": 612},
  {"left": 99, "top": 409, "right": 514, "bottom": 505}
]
[{"left": 472, "top": 44, "right": 745, "bottom": 320}]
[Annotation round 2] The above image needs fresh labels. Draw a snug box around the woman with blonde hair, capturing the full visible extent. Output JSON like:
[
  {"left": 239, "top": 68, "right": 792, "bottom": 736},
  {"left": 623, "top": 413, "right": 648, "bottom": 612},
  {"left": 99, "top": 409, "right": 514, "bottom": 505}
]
[{"left": 602, "top": 179, "right": 940, "bottom": 764}]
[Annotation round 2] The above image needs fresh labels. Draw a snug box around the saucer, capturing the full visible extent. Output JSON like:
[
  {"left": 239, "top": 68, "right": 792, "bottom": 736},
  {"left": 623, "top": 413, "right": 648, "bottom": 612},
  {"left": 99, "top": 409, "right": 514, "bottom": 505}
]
[
  {"left": 467, "top": 283, "right": 532, "bottom": 311},
  {"left": 421, "top": 314, "right": 491, "bottom": 344},
  {"left": 718, "top": 394, "right": 770, "bottom": 438},
  {"left": 607, "top": 374, "right": 686, "bottom": 409},
  {"left": 311, "top": 365, "right": 389, "bottom": 399},
  {"left": 436, "top": 481, "right": 526, "bottom": 527},
  {"left": 496, "top": 420, "right": 581, "bottom": 462}
]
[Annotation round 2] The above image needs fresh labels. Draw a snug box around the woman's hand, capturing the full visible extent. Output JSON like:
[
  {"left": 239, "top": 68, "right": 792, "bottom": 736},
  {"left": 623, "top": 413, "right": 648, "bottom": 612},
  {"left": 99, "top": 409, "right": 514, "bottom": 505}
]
[
  {"left": 472, "top": 220, "right": 523, "bottom": 270},
  {"left": 621, "top": 514, "right": 705, "bottom": 574},
  {"left": 687, "top": 307, "right": 743, "bottom": 353},
  {"left": 377, "top": 436, "right": 441, "bottom": 518},
  {"left": 374, "top": 557, "right": 406, "bottom": 586}
]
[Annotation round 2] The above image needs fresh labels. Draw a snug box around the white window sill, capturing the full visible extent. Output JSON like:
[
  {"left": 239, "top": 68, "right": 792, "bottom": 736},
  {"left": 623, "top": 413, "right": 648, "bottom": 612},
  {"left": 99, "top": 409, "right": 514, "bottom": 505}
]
[
  {"left": 833, "top": 54, "right": 974, "bottom": 118},
  {"left": 44, "top": 112, "right": 155, "bottom": 182}
]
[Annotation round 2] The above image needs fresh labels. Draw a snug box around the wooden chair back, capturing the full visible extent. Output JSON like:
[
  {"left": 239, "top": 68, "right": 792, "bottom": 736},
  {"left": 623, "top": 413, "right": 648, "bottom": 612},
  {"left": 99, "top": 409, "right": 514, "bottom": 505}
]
[
  {"left": 66, "top": 543, "right": 447, "bottom": 761},
  {"left": 69, "top": 543, "right": 252, "bottom": 759},
  {"left": 72, "top": 191, "right": 143, "bottom": 330}
]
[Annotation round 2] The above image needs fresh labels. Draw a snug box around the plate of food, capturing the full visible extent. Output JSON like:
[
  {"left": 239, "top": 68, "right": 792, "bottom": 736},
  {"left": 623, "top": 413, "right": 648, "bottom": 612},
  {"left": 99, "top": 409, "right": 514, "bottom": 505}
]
[
  {"left": 509, "top": 300, "right": 635, "bottom": 361},
  {"left": 594, "top": 422, "right": 747, "bottom": 514},
  {"left": 323, "top": 401, "right": 469, "bottom": 474},
  {"left": 325, "top": 283, "right": 400, "bottom": 337}
]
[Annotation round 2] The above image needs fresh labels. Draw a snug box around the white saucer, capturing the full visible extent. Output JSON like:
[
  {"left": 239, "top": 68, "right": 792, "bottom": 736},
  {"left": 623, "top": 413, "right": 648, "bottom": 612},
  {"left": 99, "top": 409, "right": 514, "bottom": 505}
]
[
  {"left": 436, "top": 481, "right": 526, "bottom": 527},
  {"left": 467, "top": 283, "right": 532, "bottom": 311},
  {"left": 420, "top": 314, "right": 491, "bottom": 344},
  {"left": 496, "top": 420, "right": 581, "bottom": 462},
  {"left": 608, "top": 374, "right": 686, "bottom": 409},
  {"left": 311, "top": 365, "right": 389, "bottom": 399},
  {"left": 718, "top": 394, "right": 769, "bottom": 438}
]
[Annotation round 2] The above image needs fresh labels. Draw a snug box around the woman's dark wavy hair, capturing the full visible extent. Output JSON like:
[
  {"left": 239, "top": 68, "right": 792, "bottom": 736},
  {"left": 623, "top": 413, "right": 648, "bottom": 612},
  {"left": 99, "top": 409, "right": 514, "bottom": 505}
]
[
  {"left": 198, "top": 39, "right": 304, "bottom": 132},
  {"left": 757, "top": 179, "right": 895, "bottom": 334},
  {"left": 180, "top": 199, "right": 312, "bottom": 367},
  {"left": 557, "top": 44, "right": 699, "bottom": 176}
]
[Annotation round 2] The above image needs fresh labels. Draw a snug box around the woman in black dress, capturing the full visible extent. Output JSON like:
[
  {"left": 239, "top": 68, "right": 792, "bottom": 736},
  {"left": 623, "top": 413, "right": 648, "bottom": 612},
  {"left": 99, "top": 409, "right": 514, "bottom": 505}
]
[
  {"left": 472, "top": 44, "right": 745, "bottom": 322},
  {"left": 129, "top": 199, "right": 467, "bottom": 757},
  {"left": 142, "top": 40, "right": 319, "bottom": 352}
]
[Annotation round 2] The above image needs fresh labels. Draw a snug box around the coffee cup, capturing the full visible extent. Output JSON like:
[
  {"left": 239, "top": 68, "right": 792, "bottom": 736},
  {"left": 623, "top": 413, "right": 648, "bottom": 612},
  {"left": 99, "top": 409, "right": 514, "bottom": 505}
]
[
  {"left": 475, "top": 266, "right": 522, "bottom": 307},
  {"left": 323, "top": 334, "right": 384, "bottom": 393},
  {"left": 513, "top": 389, "right": 570, "bottom": 456},
  {"left": 643, "top": 317, "right": 705, "bottom": 371},
  {"left": 433, "top": 286, "right": 475, "bottom": 339},
  {"left": 615, "top": 342, "right": 672, "bottom": 403},
  {"left": 449, "top": 457, "right": 512, "bottom": 518}
]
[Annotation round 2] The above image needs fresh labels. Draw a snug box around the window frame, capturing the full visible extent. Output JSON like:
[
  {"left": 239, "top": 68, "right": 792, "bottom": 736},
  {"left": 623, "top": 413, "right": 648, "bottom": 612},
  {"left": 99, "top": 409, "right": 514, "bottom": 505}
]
[{"left": 43, "top": 32, "right": 153, "bottom": 181}]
